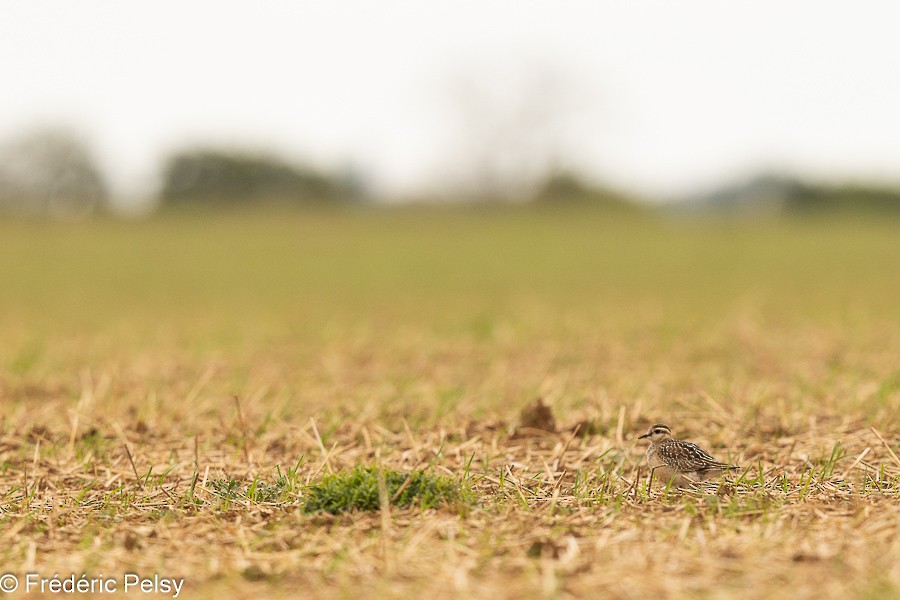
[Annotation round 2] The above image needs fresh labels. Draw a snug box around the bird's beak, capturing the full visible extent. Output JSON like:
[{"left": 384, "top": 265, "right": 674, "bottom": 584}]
[{"left": 638, "top": 432, "right": 650, "bottom": 439}]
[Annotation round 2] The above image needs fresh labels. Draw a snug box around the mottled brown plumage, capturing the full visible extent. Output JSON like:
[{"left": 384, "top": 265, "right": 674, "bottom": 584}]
[{"left": 638, "top": 423, "right": 739, "bottom": 487}]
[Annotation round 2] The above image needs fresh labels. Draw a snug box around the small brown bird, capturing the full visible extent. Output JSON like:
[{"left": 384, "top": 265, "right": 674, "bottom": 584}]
[{"left": 638, "top": 423, "right": 739, "bottom": 487}]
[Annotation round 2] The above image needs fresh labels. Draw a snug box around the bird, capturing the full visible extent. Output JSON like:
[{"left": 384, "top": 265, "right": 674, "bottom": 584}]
[{"left": 637, "top": 423, "right": 739, "bottom": 488}]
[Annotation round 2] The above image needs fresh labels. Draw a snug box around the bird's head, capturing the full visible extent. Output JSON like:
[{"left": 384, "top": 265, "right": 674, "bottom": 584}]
[{"left": 638, "top": 423, "right": 673, "bottom": 442}]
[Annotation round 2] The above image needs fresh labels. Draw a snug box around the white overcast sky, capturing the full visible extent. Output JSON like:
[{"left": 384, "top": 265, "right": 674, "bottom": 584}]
[{"left": 2, "top": 1, "right": 900, "bottom": 203}]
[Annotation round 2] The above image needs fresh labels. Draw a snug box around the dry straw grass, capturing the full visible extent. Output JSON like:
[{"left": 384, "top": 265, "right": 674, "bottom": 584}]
[{"left": 2, "top": 369, "right": 898, "bottom": 600}]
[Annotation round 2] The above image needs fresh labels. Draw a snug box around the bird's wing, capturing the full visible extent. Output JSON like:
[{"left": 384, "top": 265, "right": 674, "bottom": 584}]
[{"left": 657, "top": 440, "right": 734, "bottom": 471}]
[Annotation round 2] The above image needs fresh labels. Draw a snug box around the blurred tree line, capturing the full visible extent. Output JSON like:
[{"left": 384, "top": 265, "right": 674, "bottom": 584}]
[
  {"left": 0, "top": 129, "right": 107, "bottom": 220},
  {"left": 533, "top": 172, "right": 642, "bottom": 212},
  {"left": 676, "top": 173, "right": 900, "bottom": 217},
  {"left": 1, "top": 127, "right": 899, "bottom": 219},
  {"left": 159, "top": 149, "right": 354, "bottom": 207},
  {"left": 0, "top": 128, "right": 362, "bottom": 220}
]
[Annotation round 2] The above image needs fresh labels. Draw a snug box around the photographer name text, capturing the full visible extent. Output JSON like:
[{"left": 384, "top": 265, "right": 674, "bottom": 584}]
[{"left": 0, "top": 573, "right": 183, "bottom": 597}]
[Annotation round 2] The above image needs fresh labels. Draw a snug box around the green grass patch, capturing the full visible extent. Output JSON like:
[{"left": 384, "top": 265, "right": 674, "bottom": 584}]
[
  {"left": 303, "top": 466, "right": 466, "bottom": 514},
  {"left": 208, "top": 464, "right": 305, "bottom": 506}
]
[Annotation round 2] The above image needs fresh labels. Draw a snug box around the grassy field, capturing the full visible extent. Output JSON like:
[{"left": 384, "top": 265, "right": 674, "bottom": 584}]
[{"left": 1, "top": 208, "right": 899, "bottom": 599}]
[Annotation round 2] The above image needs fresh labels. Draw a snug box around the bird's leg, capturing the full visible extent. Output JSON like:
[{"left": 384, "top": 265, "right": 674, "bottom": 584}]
[{"left": 648, "top": 465, "right": 663, "bottom": 490}]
